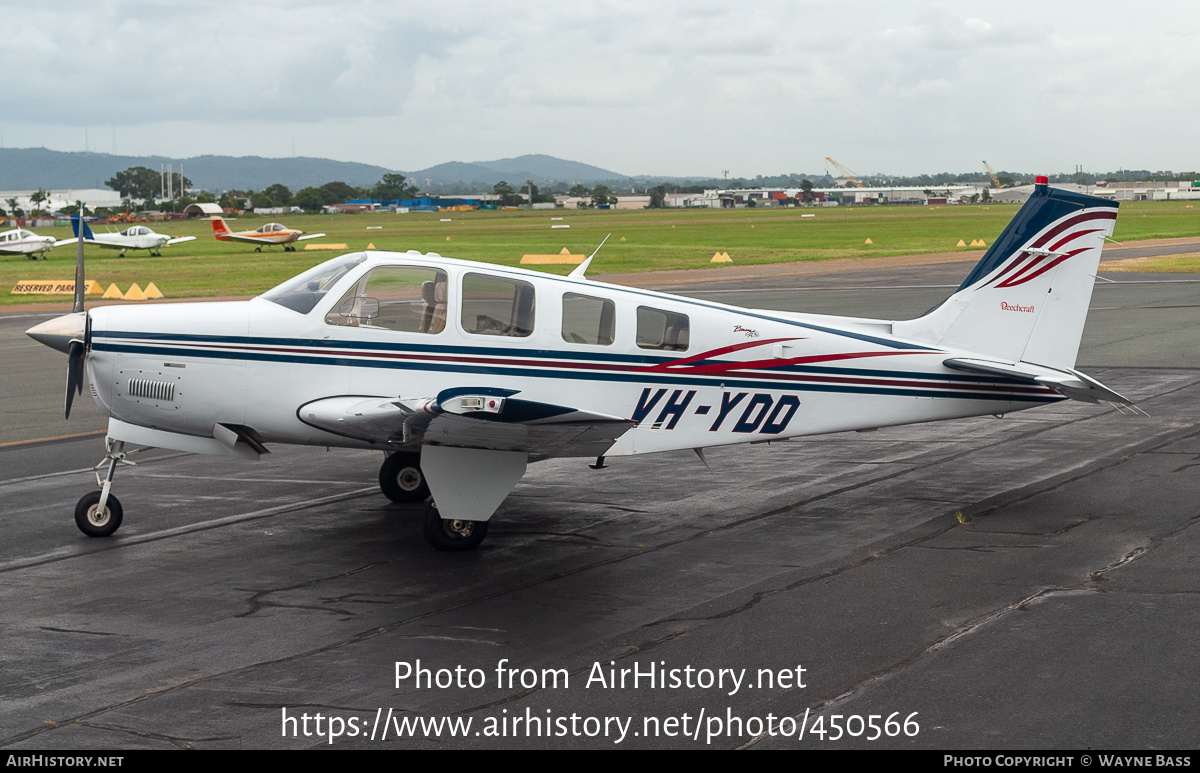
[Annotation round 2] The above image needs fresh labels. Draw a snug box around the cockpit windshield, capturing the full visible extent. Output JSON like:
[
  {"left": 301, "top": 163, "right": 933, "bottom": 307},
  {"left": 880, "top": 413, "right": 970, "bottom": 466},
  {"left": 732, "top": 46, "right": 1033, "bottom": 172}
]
[{"left": 261, "top": 254, "right": 368, "bottom": 313}]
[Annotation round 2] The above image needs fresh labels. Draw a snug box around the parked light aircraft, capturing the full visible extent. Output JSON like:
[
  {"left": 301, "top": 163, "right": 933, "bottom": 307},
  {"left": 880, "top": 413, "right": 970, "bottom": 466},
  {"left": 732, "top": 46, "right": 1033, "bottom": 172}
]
[
  {"left": 28, "top": 179, "right": 1130, "bottom": 550},
  {"left": 0, "top": 226, "right": 58, "bottom": 259},
  {"left": 59, "top": 216, "right": 196, "bottom": 256},
  {"left": 209, "top": 216, "right": 325, "bottom": 252}
]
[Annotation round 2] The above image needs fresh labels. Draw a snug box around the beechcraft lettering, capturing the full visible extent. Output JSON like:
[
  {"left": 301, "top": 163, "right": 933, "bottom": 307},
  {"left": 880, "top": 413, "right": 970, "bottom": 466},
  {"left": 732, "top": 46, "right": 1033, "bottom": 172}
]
[{"left": 27, "top": 177, "right": 1134, "bottom": 551}]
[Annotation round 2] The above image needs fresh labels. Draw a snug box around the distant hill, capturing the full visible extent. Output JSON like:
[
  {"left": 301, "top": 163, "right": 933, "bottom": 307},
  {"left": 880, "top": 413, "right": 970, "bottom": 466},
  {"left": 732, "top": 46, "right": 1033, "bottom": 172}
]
[
  {"left": 475, "top": 154, "right": 626, "bottom": 183},
  {"left": 408, "top": 154, "right": 628, "bottom": 192},
  {"left": 0, "top": 148, "right": 632, "bottom": 194},
  {"left": 0, "top": 148, "right": 396, "bottom": 192}
]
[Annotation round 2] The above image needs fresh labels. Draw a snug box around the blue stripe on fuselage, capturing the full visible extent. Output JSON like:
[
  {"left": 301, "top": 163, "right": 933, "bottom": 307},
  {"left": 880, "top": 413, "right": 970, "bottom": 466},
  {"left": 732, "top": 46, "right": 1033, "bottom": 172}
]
[{"left": 93, "top": 339, "right": 1060, "bottom": 404}]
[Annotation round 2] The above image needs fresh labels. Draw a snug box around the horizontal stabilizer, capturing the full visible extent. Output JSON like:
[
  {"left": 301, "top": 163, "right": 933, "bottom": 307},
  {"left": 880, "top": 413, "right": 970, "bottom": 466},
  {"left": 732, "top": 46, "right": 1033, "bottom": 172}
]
[{"left": 944, "top": 357, "right": 1131, "bottom": 405}]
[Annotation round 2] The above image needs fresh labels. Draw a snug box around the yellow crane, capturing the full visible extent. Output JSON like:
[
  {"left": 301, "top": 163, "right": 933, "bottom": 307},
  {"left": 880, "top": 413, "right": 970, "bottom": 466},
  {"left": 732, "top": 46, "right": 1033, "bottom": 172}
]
[
  {"left": 825, "top": 156, "right": 865, "bottom": 188},
  {"left": 983, "top": 161, "right": 1005, "bottom": 189}
]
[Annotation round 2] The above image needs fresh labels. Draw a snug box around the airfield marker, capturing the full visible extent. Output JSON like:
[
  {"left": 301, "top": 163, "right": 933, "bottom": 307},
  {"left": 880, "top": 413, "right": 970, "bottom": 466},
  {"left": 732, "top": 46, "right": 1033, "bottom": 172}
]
[
  {"left": 957, "top": 239, "right": 967, "bottom": 247},
  {"left": 124, "top": 283, "right": 147, "bottom": 301},
  {"left": 102, "top": 283, "right": 124, "bottom": 299},
  {"left": 143, "top": 283, "right": 164, "bottom": 299},
  {"left": 864, "top": 238, "right": 874, "bottom": 245}
]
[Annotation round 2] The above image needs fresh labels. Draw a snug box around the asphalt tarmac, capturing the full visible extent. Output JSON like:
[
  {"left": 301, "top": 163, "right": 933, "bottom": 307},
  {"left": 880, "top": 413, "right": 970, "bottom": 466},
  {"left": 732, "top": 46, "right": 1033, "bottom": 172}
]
[{"left": 2, "top": 259, "right": 1199, "bottom": 750}]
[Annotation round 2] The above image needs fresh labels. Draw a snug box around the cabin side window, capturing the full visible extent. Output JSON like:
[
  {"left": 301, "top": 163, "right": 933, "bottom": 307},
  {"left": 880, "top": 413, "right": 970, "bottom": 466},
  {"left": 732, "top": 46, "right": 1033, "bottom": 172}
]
[
  {"left": 636, "top": 306, "right": 690, "bottom": 351},
  {"left": 561, "top": 292, "right": 615, "bottom": 345},
  {"left": 461, "top": 273, "right": 535, "bottom": 337},
  {"left": 325, "top": 266, "right": 448, "bottom": 333}
]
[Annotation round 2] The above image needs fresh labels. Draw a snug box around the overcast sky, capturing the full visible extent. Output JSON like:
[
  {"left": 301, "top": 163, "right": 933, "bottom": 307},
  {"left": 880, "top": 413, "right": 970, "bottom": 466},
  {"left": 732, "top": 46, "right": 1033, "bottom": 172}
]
[{"left": 4, "top": 1, "right": 1198, "bottom": 178}]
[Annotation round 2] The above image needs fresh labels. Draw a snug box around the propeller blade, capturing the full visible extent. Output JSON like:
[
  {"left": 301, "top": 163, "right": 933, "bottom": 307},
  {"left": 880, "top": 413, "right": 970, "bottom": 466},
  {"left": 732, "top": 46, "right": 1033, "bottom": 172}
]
[
  {"left": 65, "top": 340, "right": 84, "bottom": 419},
  {"left": 73, "top": 206, "right": 85, "bottom": 314}
]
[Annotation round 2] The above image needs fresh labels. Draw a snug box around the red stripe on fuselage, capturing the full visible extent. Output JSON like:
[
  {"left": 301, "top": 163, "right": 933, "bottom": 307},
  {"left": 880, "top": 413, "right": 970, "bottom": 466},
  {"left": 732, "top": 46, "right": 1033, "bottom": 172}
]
[{"left": 110, "top": 338, "right": 1054, "bottom": 396}]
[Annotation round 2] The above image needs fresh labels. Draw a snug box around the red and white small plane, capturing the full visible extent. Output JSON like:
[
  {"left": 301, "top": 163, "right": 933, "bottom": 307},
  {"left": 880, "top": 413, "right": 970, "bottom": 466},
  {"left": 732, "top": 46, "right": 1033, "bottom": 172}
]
[
  {"left": 209, "top": 216, "right": 325, "bottom": 252},
  {"left": 59, "top": 217, "right": 196, "bottom": 257},
  {"left": 27, "top": 178, "right": 1130, "bottom": 551},
  {"left": 0, "top": 226, "right": 59, "bottom": 259}
]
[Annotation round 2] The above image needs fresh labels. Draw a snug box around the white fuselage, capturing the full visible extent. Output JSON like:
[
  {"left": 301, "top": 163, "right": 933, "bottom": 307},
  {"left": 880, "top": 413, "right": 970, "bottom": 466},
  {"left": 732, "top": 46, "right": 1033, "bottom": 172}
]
[
  {"left": 0, "top": 228, "right": 56, "bottom": 256},
  {"left": 82, "top": 251, "right": 1061, "bottom": 459},
  {"left": 89, "top": 228, "right": 170, "bottom": 252}
]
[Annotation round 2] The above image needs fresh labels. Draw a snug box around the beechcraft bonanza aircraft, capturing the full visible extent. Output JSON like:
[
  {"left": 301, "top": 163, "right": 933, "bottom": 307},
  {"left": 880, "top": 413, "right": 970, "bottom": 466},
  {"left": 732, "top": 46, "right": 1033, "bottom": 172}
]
[
  {"left": 0, "top": 226, "right": 58, "bottom": 259},
  {"left": 209, "top": 216, "right": 325, "bottom": 252},
  {"left": 59, "top": 216, "right": 196, "bottom": 256},
  {"left": 28, "top": 179, "right": 1131, "bottom": 550}
]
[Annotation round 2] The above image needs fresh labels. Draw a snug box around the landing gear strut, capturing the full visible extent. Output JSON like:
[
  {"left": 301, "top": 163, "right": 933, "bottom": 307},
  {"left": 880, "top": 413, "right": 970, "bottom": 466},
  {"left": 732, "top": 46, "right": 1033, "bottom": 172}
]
[{"left": 74, "top": 439, "right": 134, "bottom": 537}]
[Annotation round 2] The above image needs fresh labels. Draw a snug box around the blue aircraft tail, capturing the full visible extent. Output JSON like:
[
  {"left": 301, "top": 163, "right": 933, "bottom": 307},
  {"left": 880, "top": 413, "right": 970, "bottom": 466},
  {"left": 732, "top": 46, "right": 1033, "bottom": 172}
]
[{"left": 70, "top": 215, "right": 96, "bottom": 241}]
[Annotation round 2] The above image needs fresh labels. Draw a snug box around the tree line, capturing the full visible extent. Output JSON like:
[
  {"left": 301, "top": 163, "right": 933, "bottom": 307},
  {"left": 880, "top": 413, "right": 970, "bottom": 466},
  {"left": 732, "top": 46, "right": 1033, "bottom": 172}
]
[{"left": 100, "top": 167, "right": 421, "bottom": 213}]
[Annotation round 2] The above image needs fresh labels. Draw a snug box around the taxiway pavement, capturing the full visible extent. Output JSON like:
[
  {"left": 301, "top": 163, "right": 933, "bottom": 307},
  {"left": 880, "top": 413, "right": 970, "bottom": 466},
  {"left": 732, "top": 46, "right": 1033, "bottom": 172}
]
[{"left": 1, "top": 260, "right": 1198, "bottom": 749}]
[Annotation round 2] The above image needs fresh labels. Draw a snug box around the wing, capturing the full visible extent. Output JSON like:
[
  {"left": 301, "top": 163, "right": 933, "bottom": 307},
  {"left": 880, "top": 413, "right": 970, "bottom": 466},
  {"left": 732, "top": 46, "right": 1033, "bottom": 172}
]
[
  {"left": 166, "top": 236, "right": 197, "bottom": 245},
  {"left": 296, "top": 232, "right": 327, "bottom": 241},
  {"left": 298, "top": 388, "right": 633, "bottom": 460},
  {"left": 56, "top": 237, "right": 79, "bottom": 247}
]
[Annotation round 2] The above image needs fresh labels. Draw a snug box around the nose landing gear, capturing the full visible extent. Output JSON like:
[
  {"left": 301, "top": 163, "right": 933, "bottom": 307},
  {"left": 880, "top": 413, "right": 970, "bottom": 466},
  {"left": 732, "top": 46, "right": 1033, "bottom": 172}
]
[{"left": 74, "top": 439, "right": 135, "bottom": 538}]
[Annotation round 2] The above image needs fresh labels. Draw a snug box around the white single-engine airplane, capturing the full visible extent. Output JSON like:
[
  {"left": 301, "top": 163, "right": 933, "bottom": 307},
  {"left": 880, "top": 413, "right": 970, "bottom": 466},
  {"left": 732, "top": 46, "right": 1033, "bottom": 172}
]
[
  {"left": 210, "top": 216, "right": 325, "bottom": 252},
  {"left": 0, "top": 226, "right": 58, "bottom": 259},
  {"left": 59, "top": 216, "right": 197, "bottom": 256},
  {"left": 28, "top": 179, "right": 1129, "bottom": 550}
]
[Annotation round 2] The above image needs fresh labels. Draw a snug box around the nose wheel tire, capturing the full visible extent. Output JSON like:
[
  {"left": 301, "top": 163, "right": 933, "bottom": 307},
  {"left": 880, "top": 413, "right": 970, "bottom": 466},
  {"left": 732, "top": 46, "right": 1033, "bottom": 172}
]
[
  {"left": 379, "top": 452, "right": 430, "bottom": 503},
  {"left": 74, "top": 491, "right": 123, "bottom": 537},
  {"left": 422, "top": 503, "right": 488, "bottom": 551}
]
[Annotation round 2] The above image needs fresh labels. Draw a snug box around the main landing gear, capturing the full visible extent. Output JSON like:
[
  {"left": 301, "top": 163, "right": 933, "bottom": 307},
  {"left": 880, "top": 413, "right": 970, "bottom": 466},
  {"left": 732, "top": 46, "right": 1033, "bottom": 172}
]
[
  {"left": 378, "top": 452, "right": 430, "bottom": 503},
  {"left": 74, "top": 439, "right": 134, "bottom": 537},
  {"left": 378, "top": 451, "right": 489, "bottom": 551},
  {"left": 422, "top": 502, "right": 488, "bottom": 551}
]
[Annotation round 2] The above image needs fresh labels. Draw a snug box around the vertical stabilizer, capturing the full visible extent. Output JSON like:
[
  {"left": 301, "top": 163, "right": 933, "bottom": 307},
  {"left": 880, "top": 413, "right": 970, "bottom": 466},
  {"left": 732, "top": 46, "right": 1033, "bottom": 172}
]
[
  {"left": 893, "top": 179, "right": 1118, "bottom": 370},
  {"left": 70, "top": 215, "right": 97, "bottom": 241}
]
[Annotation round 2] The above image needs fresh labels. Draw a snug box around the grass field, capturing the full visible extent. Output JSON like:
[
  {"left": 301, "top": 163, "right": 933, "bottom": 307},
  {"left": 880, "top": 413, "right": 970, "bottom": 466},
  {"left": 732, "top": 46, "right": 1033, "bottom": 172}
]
[{"left": 4, "top": 200, "right": 1200, "bottom": 306}]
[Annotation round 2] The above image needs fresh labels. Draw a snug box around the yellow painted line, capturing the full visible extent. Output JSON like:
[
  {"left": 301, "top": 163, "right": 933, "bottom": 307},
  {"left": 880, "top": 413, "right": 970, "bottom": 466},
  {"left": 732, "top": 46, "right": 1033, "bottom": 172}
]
[
  {"left": 0, "top": 430, "right": 106, "bottom": 449},
  {"left": 521, "top": 248, "right": 585, "bottom": 265}
]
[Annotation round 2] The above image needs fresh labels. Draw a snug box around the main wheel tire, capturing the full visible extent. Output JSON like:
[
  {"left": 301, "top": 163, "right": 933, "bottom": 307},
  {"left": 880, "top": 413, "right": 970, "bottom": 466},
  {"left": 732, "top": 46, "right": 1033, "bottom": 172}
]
[
  {"left": 423, "top": 503, "right": 488, "bottom": 551},
  {"left": 379, "top": 453, "right": 430, "bottom": 503},
  {"left": 74, "top": 491, "right": 123, "bottom": 537}
]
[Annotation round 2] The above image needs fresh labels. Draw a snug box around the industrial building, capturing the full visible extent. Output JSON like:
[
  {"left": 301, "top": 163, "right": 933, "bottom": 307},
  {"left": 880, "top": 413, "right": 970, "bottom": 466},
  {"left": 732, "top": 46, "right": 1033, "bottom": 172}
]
[{"left": 670, "top": 185, "right": 984, "bottom": 208}]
